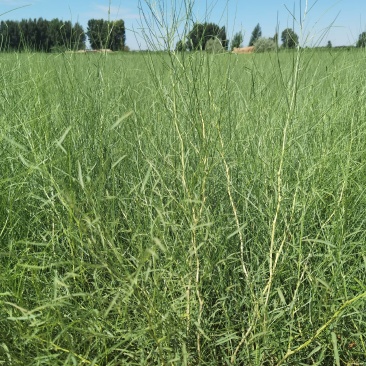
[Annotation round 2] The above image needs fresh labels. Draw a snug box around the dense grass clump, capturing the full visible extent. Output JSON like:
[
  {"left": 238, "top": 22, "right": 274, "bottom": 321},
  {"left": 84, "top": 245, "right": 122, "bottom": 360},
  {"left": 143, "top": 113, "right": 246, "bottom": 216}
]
[{"left": 1, "top": 48, "right": 366, "bottom": 365}]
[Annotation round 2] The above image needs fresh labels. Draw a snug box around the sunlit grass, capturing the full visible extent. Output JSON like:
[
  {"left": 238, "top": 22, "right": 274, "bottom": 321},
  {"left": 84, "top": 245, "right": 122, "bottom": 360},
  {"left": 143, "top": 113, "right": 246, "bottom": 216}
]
[{"left": 1, "top": 47, "right": 366, "bottom": 365}]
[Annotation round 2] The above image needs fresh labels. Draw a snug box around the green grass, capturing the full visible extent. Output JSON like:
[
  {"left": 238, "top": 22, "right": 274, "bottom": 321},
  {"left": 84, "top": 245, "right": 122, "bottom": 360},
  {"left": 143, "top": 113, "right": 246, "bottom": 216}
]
[{"left": 1, "top": 48, "right": 366, "bottom": 365}]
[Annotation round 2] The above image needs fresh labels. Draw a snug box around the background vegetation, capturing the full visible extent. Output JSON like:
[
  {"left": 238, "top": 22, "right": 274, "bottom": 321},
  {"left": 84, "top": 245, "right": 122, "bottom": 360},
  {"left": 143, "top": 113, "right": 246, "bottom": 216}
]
[
  {"left": 0, "top": 18, "right": 85, "bottom": 52},
  {"left": 249, "top": 23, "right": 262, "bottom": 46},
  {"left": 1, "top": 43, "right": 366, "bottom": 365},
  {"left": 176, "top": 22, "right": 228, "bottom": 52},
  {"left": 86, "top": 19, "right": 126, "bottom": 51},
  {"left": 230, "top": 31, "right": 243, "bottom": 50},
  {"left": 0, "top": 18, "right": 126, "bottom": 52}
]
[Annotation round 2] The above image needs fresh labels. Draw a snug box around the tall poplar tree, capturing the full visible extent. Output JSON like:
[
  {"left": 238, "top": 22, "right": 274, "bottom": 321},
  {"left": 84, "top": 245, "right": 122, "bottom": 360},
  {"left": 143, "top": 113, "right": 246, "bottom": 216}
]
[{"left": 249, "top": 23, "right": 261, "bottom": 46}]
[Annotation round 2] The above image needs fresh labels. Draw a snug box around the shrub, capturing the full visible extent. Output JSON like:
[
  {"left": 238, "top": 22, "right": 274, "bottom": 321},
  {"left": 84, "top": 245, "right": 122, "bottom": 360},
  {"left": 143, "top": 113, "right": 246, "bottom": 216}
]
[
  {"left": 254, "top": 37, "right": 277, "bottom": 52},
  {"left": 205, "top": 37, "right": 225, "bottom": 53}
]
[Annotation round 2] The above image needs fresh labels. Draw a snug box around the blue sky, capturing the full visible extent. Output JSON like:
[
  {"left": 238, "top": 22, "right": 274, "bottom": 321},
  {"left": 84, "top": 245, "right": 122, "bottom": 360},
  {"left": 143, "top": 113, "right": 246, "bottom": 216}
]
[{"left": 1, "top": 0, "right": 366, "bottom": 49}]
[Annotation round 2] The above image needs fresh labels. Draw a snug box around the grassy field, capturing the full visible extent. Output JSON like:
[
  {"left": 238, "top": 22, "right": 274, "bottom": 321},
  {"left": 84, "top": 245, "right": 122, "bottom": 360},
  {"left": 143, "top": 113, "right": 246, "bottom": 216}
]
[{"left": 1, "top": 48, "right": 366, "bottom": 365}]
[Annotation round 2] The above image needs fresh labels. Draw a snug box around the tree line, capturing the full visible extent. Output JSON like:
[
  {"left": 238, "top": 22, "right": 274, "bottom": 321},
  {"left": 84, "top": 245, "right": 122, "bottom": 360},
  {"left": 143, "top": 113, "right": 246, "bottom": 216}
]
[
  {"left": 176, "top": 22, "right": 366, "bottom": 52},
  {"left": 1, "top": 17, "right": 365, "bottom": 53},
  {"left": 0, "top": 18, "right": 126, "bottom": 52},
  {"left": 175, "top": 22, "right": 299, "bottom": 52}
]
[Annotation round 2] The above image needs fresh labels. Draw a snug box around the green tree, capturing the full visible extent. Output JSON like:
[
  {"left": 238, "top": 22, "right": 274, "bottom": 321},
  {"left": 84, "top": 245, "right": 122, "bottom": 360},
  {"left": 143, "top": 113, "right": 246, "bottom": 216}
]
[
  {"left": 249, "top": 23, "right": 261, "bottom": 46},
  {"left": 19, "top": 19, "right": 36, "bottom": 50},
  {"left": 0, "top": 21, "right": 7, "bottom": 50},
  {"left": 0, "top": 18, "right": 85, "bottom": 52},
  {"left": 87, "top": 19, "right": 125, "bottom": 51},
  {"left": 281, "top": 28, "right": 298, "bottom": 48},
  {"left": 71, "top": 22, "right": 86, "bottom": 50},
  {"left": 175, "top": 39, "right": 187, "bottom": 52},
  {"left": 230, "top": 31, "right": 243, "bottom": 50},
  {"left": 87, "top": 19, "right": 106, "bottom": 50},
  {"left": 36, "top": 18, "right": 50, "bottom": 50},
  {"left": 109, "top": 20, "right": 125, "bottom": 51},
  {"left": 47, "top": 18, "right": 64, "bottom": 51},
  {"left": 0, "top": 20, "right": 20, "bottom": 50},
  {"left": 59, "top": 20, "right": 73, "bottom": 49},
  {"left": 184, "top": 22, "right": 228, "bottom": 51},
  {"left": 356, "top": 32, "right": 366, "bottom": 48}
]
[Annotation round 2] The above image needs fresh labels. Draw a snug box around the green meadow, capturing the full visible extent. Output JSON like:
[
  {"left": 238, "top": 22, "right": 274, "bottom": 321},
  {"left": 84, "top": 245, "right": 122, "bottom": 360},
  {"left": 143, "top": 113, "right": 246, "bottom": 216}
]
[{"left": 1, "top": 48, "right": 366, "bottom": 365}]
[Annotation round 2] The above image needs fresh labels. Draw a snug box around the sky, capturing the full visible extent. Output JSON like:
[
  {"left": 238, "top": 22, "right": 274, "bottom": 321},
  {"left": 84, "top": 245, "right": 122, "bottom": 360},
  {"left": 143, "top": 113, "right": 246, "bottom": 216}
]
[{"left": 1, "top": 0, "right": 366, "bottom": 49}]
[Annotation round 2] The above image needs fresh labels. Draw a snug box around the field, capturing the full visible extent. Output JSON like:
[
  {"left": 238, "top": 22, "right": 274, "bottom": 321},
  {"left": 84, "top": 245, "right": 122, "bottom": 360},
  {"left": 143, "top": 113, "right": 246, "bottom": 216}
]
[{"left": 1, "top": 48, "right": 366, "bottom": 365}]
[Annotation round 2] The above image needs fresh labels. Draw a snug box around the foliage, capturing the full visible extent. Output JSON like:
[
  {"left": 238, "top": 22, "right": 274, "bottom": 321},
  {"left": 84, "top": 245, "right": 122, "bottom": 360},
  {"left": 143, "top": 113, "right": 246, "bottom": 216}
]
[
  {"left": 281, "top": 27, "right": 299, "bottom": 48},
  {"left": 175, "top": 39, "right": 187, "bottom": 52},
  {"left": 87, "top": 19, "right": 125, "bottom": 51},
  {"left": 356, "top": 32, "right": 366, "bottom": 47},
  {"left": 205, "top": 37, "right": 225, "bottom": 53},
  {"left": 0, "top": 18, "right": 85, "bottom": 52},
  {"left": 0, "top": 20, "right": 19, "bottom": 50},
  {"left": 1, "top": 45, "right": 366, "bottom": 366},
  {"left": 230, "top": 31, "right": 243, "bottom": 50},
  {"left": 249, "top": 23, "right": 262, "bottom": 46},
  {"left": 180, "top": 22, "right": 228, "bottom": 51},
  {"left": 253, "top": 37, "right": 277, "bottom": 52}
]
